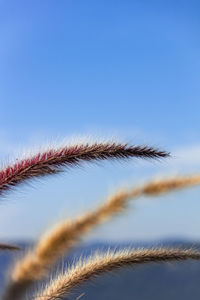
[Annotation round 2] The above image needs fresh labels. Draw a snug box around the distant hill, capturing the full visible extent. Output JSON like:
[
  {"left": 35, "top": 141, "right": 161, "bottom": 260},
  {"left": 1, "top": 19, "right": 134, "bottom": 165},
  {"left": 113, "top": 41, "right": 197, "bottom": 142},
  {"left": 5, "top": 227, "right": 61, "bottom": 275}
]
[{"left": 1, "top": 240, "right": 200, "bottom": 300}]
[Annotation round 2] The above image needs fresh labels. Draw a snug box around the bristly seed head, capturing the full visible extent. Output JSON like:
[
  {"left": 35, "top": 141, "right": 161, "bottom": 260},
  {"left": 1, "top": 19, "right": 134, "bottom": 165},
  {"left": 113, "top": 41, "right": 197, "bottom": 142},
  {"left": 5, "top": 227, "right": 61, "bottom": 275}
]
[{"left": 0, "top": 142, "right": 169, "bottom": 195}]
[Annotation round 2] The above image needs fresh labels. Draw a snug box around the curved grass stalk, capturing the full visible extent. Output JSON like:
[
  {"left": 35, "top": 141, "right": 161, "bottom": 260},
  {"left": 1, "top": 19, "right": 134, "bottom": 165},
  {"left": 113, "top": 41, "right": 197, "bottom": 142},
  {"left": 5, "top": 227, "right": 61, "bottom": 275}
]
[
  {"left": 140, "top": 174, "right": 200, "bottom": 196},
  {"left": 33, "top": 248, "right": 200, "bottom": 300},
  {"left": 0, "top": 142, "right": 168, "bottom": 195},
  {"left": 0, "top": 244, "right": 20, "bottom": 251}
]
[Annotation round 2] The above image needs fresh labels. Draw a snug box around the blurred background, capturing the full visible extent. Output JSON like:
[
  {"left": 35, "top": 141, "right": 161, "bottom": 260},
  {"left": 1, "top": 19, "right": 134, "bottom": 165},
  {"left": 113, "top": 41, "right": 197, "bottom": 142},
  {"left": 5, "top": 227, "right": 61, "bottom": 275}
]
[
  {"left": 1, "top": 1, "right": 200, "bottom": 299},
  {"left": 1, "top": 0, "right": 200, "bottom": 242}
]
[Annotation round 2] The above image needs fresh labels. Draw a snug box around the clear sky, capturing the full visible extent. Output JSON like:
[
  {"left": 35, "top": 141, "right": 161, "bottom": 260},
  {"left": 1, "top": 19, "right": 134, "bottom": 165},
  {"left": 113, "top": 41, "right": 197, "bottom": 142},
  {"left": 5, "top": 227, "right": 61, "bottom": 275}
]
[{"left": 1, "top": 0, "right": 200, "bottom": 242}]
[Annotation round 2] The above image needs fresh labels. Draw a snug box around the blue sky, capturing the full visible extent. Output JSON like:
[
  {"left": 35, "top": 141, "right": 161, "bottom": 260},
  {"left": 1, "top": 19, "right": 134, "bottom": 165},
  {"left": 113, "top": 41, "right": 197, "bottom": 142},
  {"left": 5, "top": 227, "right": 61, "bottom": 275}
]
[{"left": 1, "top": 0, "right": 200, "bottom": 242}]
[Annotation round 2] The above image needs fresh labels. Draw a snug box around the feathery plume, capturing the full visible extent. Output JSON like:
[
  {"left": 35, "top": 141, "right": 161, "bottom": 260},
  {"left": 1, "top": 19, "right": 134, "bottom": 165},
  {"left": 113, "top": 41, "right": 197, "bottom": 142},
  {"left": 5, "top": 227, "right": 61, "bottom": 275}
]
[
  {"left": 0, "top": 142, "right": 169, "bottom": 195},
  {"left": 140, "top": 174, "right": 200, "bottom": 196},
  {"left": 4, "top": 173, "right": 200, "bottom": 300},
  {"left": 0, "top": 244, "right": 20, "bottom": 251},
  {"left": 33, "top": 248, "right": 200, "bottom": 300}
]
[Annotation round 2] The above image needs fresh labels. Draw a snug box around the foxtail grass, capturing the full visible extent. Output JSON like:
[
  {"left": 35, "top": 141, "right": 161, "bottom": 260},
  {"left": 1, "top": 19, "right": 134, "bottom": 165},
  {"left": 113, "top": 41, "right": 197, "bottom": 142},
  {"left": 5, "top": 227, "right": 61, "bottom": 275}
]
[
  {"left": 0, "top": 244, "right": 20, "bottom": 251},
  {"left": 140, "top": 174, "right": 200, "bottom": 195},
  {"left": 0, "top": 142, "right": 168, "bottom": 195},
  {"left": 33, "top": 248, "right": 200, "bottom": 300}
]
